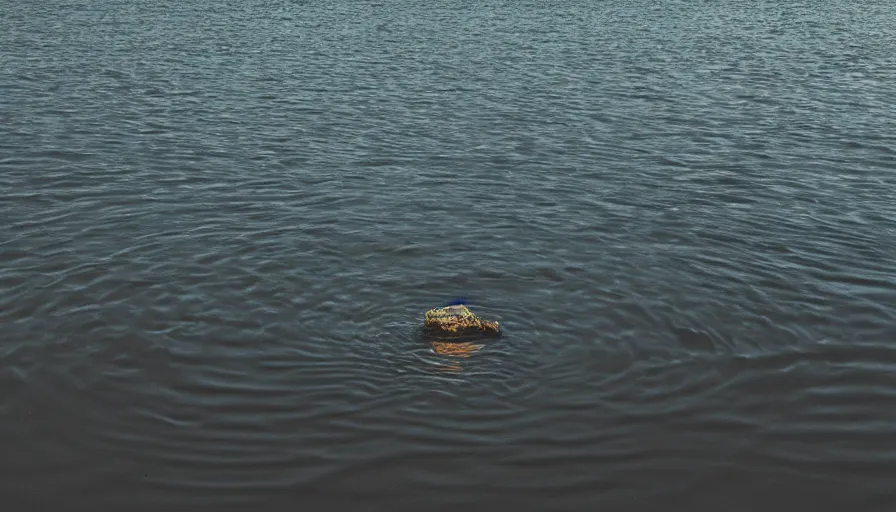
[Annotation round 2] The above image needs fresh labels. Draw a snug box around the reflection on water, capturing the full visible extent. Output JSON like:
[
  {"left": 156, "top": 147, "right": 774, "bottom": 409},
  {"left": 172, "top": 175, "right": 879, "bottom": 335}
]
[
  {"left": 431, "top": 341, "right": 485, "bottom": 358},
  {"left": 427, "top": 332, "right": 487, "bottom": 373},
  {"left": 431, "top": 341, "right": 485, "bottom": 373}
]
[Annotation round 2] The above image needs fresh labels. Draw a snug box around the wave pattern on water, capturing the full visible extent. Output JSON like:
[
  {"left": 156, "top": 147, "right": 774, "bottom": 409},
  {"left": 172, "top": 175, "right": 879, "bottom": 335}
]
[{"left": 2, "top": 0, "right": 896, "bottom": 509}]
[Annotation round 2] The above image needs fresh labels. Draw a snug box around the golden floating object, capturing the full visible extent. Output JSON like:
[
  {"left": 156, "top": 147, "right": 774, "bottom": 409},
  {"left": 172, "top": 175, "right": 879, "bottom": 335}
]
[{"left": 423, "top": 304, "right": 500, "bottom": 336}]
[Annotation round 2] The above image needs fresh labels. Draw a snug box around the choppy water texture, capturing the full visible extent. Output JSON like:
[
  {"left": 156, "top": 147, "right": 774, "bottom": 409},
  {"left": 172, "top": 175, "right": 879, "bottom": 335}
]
[{"left": 2, "top": 0, "right": 896, "bottom": 509}]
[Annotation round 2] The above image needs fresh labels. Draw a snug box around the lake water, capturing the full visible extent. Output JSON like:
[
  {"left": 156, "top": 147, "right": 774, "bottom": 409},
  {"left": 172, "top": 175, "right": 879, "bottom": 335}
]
[{"left": 2, "top": 0, "right": 895, "bottom": 509}]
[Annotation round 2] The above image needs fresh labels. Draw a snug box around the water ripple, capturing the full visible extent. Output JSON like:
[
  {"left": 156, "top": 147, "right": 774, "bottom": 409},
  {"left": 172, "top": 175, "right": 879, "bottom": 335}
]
[{"left": 2, "top": 0, "right": 896, "bottom": 508}]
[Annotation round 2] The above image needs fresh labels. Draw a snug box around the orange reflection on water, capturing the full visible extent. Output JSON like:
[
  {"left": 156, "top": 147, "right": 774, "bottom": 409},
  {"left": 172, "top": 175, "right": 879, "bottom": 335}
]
[
  {"left": 432, "top": 361, "right": 463, "bottom": 374},
  {"left": 428, "top": 340, "right": 485, "bottom": 374},
  {"left": 431, "top": 341, "right": 484, "bottom": 358}
]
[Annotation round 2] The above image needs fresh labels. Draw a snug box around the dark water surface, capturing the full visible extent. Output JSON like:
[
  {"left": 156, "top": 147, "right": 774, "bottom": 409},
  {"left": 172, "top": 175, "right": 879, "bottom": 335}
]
[{"left": 2, "top": 0, "right": 896, "bottom": 509}]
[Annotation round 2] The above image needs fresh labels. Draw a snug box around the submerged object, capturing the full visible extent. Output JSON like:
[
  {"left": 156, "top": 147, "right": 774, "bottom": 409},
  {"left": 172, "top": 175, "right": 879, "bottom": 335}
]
[{"left": 424, "top": 303, "right": 501, "bottom": 336}]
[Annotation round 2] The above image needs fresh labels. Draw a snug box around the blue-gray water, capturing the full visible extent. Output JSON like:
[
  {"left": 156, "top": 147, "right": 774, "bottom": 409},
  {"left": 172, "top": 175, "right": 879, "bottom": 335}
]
[{"left": 2, "top": 0, "right": 895, "bottom": 510}]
